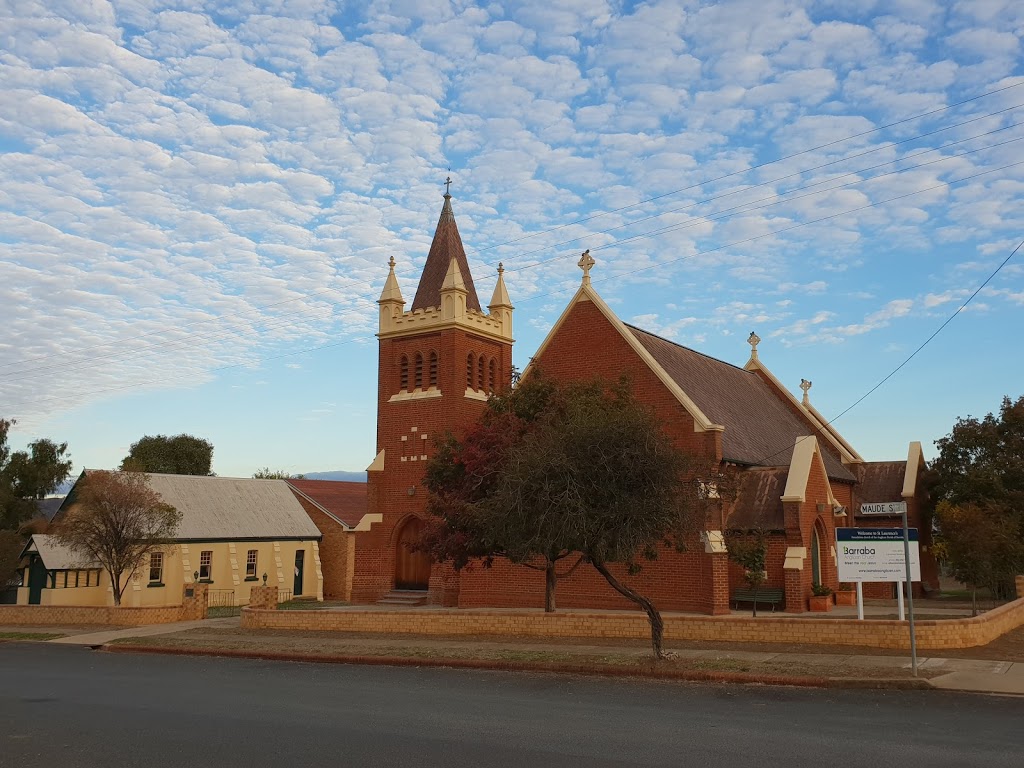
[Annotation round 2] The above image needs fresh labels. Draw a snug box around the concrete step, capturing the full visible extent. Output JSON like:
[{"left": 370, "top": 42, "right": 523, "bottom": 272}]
[{"left": 377, "top": 590, "right": 428, "bottom": 607}]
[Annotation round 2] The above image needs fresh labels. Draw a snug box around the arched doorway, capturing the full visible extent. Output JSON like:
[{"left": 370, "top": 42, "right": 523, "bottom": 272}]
[{"left": 394, "top": 517, "right": 431, "bottom": 590}]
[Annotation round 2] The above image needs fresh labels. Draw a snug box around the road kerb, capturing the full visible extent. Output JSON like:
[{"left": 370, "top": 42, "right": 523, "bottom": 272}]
[{"left": 101, "top": 642, "right": 934, "bottom": 690}]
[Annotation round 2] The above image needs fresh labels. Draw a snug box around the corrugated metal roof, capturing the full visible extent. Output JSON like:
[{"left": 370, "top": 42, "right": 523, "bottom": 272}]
[
  {"left": 25, "top": 534, "right": 99, "bottom": 570},
  {"left": 625, "top": 325, "right": 856, "bottom": 483},
  {"left": 139, "top": 474, "right": 322, "bottom": 540}
]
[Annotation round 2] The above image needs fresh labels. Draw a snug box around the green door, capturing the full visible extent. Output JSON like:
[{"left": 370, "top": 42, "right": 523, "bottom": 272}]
[
  {"left": 293, "top": 551, "right": 304, "bottom": 596},
  {"left": 28, "top": 557, "right": 46, "bottom": 605}
]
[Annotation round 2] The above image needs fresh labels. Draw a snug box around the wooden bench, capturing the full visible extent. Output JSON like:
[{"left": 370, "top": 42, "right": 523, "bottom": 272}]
[{"left": 731, "top": 588, "right": 785, "bottom": 612}]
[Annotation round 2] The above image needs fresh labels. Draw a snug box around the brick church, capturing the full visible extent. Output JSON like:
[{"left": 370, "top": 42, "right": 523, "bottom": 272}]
[{"left": 303, "top": 190, "right": 938, "bottom": 614}]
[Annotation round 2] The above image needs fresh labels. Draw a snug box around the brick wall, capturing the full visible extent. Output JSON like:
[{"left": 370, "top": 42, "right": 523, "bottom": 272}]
[
  {"left": 242, "top": 596, "right": 1024, "bottom": 651},
  {"left": 352, "top": 321, "right": 513, "bottom": 605},
  {"left": 248, "top": 585, "right": 279, "bottom": 610},
  {"left": 295, "top": 498, "right": 351, "bottom": 600},
  {"left": 0, "top": 605, "right": 187, "bottom": 626},
  {"left": 0, "top": 584, "right": 207, "bottom": 625}
]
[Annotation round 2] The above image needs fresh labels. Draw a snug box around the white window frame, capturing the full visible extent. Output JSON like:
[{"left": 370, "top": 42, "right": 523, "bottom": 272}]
[
  {"left": 246, "top": 550, "right": 258, "bottom": 578},
  {"left": 199, "top": 550, "right": 212, "bottom": 581}
]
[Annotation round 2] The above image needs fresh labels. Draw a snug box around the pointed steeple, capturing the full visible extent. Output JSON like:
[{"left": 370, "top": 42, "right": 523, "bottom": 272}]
[
  {"left": 488, "top": 262, "right": 514, "bottom": 339},
  {"left": 489, "top": 262, "right": 512, "bottom": 309},
  {"left": 440, "top": 257, "right": 468, "bottom": 321},
  {"left": 410, "top": 188, "right": 482, "bottom": 312},
  {"left": 378, "top": 256, "right": 405, "bottom": 333}
]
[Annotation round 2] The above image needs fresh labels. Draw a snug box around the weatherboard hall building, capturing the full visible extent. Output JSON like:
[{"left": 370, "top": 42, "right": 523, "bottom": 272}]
[{"left": 324, "top": 190, "right": 937, "bottom": 614}]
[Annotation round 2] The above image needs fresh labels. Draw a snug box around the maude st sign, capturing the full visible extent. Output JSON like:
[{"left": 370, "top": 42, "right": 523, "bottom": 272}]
[{"left": 859, "top": 501, "right": 908, "bottom": 516}]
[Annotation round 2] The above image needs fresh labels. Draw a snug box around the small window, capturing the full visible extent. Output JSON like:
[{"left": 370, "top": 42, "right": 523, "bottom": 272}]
[
  {"left": 488, "top": 358, "right": 496, "bottom": 393},
  {"left": 149, "top": 552, "right": 164, "bottom": 584},
  {"left": 429, "top": 351, "right": 438, "bottom": 388},
  {"left": 477, "top": 355, "right": 485, "bottom": 390},
  {"left": 246, "top": 550, "right": 258, "bottom": 578},
  {"left": 399, "top": 355, "right": 409, "bottom": 391},
  {"left": 199, "top": 550, "right": 212, "bottom": 581},
  {"left": 81, "top": 571, "right": 87, "bottom": 587},
  {"left": 414, "top": 352, "right": 423, "bottom": 390},
  {"left": 467, "top": 353, "right": 475, "bottom": 388}
]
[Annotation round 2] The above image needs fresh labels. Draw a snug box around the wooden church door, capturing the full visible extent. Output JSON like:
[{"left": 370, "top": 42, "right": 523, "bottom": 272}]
[{"left": 394, "top": 517, "right": 430, "bottom": 590}]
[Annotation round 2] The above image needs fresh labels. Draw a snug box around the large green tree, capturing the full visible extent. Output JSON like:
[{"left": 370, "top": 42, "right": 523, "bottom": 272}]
[
  {"left": 1, "top": 418, "right": 73, "bottom": 530},
  {"left": 120, "top": 434, "right": 214, "bottom": 476},
  {"left": 931, "top": 395, "right": 1024, "bottom": 600},
  {"left": 422, "top": 374, "right": 724, "bottom": 658}
]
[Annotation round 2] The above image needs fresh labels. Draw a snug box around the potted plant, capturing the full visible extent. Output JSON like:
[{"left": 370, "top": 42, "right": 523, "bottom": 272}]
[
  {"left": 809, "top": 582, "right": 833, "bottom": 612},
  {"left": 834, "top": 582, "right": 857, "bottom": 606}
]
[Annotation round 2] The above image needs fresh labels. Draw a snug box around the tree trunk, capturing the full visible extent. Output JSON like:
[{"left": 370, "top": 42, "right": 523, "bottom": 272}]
[
  {"left": 544, "top": 560, "right": 557, "bottom": 613},
  {"left": 971, "top": 585, "right": 977, "bottom": 618},
  {"left": 109, "top": 568, "right": 123, "bottom": 606},
  {"left": 752, "top": 583, "right": 758, "bottom": 618},
  {"left": 591, "top": 559, "right": 665, "bottom": 659}
]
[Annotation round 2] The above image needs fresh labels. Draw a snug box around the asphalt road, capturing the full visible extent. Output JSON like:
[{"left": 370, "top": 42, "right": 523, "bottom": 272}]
[{"left": 1, "top": 644, "right": 1021, "bottom": 768}]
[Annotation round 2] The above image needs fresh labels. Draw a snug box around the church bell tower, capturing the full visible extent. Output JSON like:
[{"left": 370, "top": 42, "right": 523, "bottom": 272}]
[{"left": 351, "top": 185, "right": 514, "bottom": 604}]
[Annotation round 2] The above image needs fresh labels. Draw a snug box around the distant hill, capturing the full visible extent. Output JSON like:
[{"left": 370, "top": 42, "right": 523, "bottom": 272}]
[{"left": 302, "top": 470, "right": 366, "bottom": 483}]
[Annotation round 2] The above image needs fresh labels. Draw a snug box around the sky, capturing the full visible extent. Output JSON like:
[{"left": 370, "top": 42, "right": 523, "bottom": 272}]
[{"left": 1, "top": 0, "right": 1022, "bottom": 480}]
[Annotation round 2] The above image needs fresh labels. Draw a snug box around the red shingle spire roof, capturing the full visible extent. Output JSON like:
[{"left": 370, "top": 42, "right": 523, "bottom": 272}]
[{"left": 410, "top": 192, "right": 482, "bottom": 312}]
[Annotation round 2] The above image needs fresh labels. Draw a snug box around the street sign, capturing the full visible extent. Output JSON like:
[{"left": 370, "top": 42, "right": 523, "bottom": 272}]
[
  {"left": 836, "top": 527, "right": 921, "bottom": 582},
  {"left": 859, "top": 501, "right": 907, "bottom": 516}
]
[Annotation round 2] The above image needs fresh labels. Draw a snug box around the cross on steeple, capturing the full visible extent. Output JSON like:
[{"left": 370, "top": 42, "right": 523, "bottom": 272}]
[
  {"left": 800, "top": 378, "right": 812, "bottom": 405},
  {"left": 747, "top": 331, "right": 761, "bottom": 360},
  {"left": 444, "top": 175, "right": 452, "bottom": 196},
  {"left": 578, "top": 249, "right": 595, "bottom": 285}
]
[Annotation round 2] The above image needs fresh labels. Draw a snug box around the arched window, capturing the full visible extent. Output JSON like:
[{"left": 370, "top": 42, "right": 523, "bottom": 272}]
[
  {"left": 477, "top": 354, "right": 485, "bottom": 391},
  {"left": 467, "top": 353, "right": 475, "bottom": 389},
  {"left": 414, "top": 352, "right": 423, "bottom": 390},
  {"left": 488, "top": 358, "right": 496, "bottom": 393},
  {"left": 429, "top": 351, "right": 438, "bottom": 389},
  {"left": 399, "top": 355, "right": 409, "bottom": 391}
]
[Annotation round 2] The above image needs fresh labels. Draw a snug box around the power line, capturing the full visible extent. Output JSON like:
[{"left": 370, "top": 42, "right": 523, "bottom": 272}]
[
  {"left": 6, "top": 114, "right": 1021, "bottom": 382},
  {"left": 5, "top": 85, "right": 1021, "bottom": 372},
  {"left": 7, "top": 126, "right": 1021, "bottom": 383},
  {"left": 6, "top": 159, "right": 1020, "bottom": 410},
  {"left": 743, "top": 238, "right": 1023, "bottom": 470}
]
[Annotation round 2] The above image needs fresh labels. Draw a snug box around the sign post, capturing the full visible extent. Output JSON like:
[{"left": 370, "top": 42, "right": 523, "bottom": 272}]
[
  {"left": 900, "top": 504, "right": 918, "bottom": 677},
  {"left": 845, "top": 500, "right": 919, "bottom": 677}
]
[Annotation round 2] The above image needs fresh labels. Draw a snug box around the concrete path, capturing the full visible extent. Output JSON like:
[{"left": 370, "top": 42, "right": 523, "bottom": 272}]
[
  {"left": 926, "top": 658, "right": 1024, "bottom": 694},
  {"left": 45, "top": 616, "right": 239, "bottom": 646}
]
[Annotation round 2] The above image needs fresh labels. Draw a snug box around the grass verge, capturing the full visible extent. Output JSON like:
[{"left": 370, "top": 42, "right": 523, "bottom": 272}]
[{"left": 0, "top": 631, "right": 65, "bottom": 641}]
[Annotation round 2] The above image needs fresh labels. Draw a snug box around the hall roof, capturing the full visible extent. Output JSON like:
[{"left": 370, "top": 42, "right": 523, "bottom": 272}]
[
  {"left": 57, "top": 472, "right": 322, "bottom": 541},
  {"left": 625, "top": 325, "right": 856, "bottom": 483},
  {"left": 410, "top": 193, "right": 482, "bottom": 312}
]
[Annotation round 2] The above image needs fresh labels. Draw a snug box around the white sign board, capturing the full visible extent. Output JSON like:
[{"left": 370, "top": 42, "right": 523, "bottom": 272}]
[
  {"left": 859, "top": 501, "right": 907, "bottom": 516},
  {"left": 836, "top": 528, "right": 921, "bottom": 583}
]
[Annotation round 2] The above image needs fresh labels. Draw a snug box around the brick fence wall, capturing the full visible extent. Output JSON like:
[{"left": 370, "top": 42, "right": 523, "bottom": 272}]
[
  {"left": 0, "top": 584, "right": 208, "bottom": 626},
  {"left": 0, "top": 605, "right": 184, "bottom": 626},
  {"left": 241, "top": 596, "right": 1024, "bottom": 651}
]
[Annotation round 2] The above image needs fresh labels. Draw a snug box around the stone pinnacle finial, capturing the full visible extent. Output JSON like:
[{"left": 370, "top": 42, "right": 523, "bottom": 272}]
[
  {"left": 747, "top": 331, "right": 761, "bottom": 359},
  {"left": 388, "top": 255, "right": 396, "bottom": 269},
  {"left": 578, "top": 249, "right": 595, "bottom": 286},
  {"left": 800, "top": 379, "right": 812, "bottom": 406},
  {"left": 497, "top": 261, "right": 504, "bottom": 275}
]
